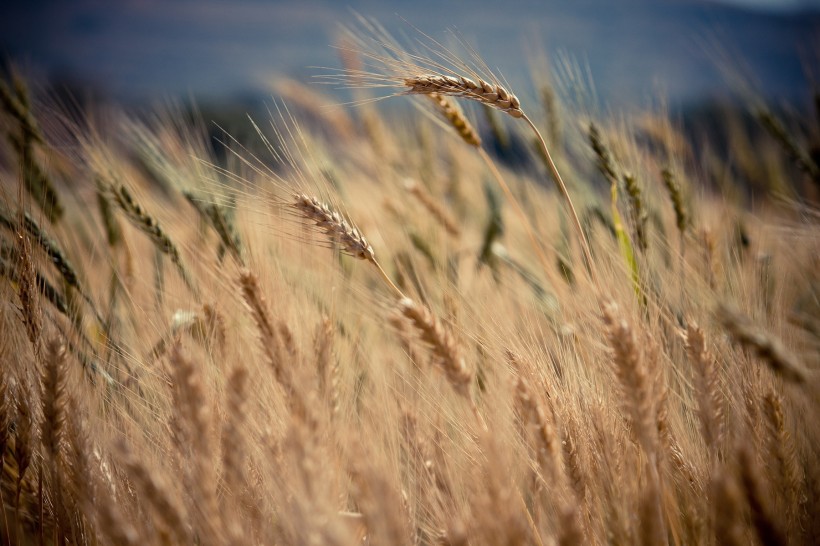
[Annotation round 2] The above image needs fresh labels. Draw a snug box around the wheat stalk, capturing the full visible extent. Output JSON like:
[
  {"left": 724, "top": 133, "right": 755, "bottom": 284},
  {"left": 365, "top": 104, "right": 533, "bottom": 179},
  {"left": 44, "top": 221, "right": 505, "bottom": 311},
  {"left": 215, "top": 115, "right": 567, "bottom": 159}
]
[{"left": 111, "top": 184, "right": 198, "bottom": 296}]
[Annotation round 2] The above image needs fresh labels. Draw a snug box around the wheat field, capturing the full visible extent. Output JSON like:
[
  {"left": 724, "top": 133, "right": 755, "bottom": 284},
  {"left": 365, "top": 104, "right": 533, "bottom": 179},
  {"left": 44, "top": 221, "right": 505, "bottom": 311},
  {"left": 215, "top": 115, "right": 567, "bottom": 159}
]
[{"left": 0, "top": 24, "right": 818, "bottom": 546}]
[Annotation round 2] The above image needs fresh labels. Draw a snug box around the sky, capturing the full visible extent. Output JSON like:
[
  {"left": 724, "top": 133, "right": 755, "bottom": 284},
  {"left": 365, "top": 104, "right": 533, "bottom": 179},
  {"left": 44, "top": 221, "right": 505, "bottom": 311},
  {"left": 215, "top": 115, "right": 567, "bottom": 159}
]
[{"left": 0, "top": 0, "right": 817, "bottom": 108}]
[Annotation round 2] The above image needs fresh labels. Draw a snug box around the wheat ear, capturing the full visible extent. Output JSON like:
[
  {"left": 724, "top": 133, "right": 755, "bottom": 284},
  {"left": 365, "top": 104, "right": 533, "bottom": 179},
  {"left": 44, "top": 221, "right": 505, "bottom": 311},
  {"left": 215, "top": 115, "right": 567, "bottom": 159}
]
[
  {"left": 405, "top": 75, "right": 522, "bottom": 118},
  {"left": 685, "top": 323, "right": 724, "bottom": 455},
  {"left": 507, "top": 350, "right": 563, "bottom": 483},
  {"left": 398, "top": 298, "right": 486, "bottom": 429},
  {"left": 600, "top": 299, "right": 669, "bottom": 546},
  {"left": 111, "top": 184, "right": 198, "bottom": 296},
  {"left": 119, "top": 441, "right": 190, "bottom": 543},
  {"left": 762, "top": 391, "right": 802, "bottom": 529},
  {"left": 291, "top": 193, "right": 404, "bottom": 298},
  {"left": 717, "top": 304, "right": 807, "bottom": 383},
  {"left": 738, "top": 446, "right": 789, "bottom": 546},
  {"left": 425, "top": 93, "right": 482, "bottom": 147},
  {"left": 398, "top": 298, "right": 471, "bottom": 396}
]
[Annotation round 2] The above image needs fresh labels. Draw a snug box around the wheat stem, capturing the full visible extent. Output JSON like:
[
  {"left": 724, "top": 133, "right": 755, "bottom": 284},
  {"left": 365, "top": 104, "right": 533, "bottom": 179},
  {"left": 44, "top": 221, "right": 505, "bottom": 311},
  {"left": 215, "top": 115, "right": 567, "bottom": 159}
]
[{"left": 523, "top": 114, "right": 597, "bottom": 285}]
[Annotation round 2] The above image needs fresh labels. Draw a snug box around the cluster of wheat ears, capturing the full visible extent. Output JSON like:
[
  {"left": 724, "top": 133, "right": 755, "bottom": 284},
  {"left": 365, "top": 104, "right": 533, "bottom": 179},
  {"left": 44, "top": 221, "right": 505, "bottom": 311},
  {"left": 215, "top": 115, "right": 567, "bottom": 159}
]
[{"left": 0, "top": 20, "right": 818, "bottom": 546}]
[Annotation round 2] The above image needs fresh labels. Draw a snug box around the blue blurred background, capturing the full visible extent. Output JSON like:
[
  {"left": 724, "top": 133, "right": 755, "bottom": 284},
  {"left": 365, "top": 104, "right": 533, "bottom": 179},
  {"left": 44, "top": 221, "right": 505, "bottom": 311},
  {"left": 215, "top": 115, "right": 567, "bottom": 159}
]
[{"left": 1, "top": 0, "right": 818, "bottom": 109}]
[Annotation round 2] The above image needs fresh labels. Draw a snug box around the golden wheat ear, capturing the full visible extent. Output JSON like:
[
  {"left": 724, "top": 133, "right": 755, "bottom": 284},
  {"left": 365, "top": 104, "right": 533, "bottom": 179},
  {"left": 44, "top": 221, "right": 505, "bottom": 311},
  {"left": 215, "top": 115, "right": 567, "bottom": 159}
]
[
  {"left": 398, "top": 298, "right": 469, "bottom": 389},
  {"left": 290, "top": 193, "right": 405, "bottom": 298},
  {"left": 291, "top": 193, "right": 376, "bottom": 262},
  {"left": 406, "top": 75, "right": 523, "bottom": 118}
]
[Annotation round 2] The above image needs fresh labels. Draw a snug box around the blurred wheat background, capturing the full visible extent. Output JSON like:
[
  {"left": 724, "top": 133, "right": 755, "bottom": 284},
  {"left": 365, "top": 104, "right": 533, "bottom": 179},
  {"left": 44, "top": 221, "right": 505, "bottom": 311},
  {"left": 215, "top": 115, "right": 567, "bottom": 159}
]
[{"left": 0, "top": 2, "right": 818, "bottom": 545}]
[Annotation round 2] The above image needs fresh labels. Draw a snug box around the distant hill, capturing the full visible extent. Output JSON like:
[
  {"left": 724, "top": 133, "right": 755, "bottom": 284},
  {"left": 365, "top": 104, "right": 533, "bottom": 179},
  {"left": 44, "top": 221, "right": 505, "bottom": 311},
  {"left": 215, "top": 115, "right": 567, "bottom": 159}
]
[{"left": 0, "top": 0, "right": 817, "bottom": 107}]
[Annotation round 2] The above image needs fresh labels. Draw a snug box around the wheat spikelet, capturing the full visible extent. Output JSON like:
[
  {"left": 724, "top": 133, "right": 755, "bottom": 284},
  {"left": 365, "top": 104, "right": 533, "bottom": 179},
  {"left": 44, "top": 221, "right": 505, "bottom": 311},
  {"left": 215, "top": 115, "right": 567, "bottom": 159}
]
[
  {"left": 717, "top": 303, "right": 807, "bottom": 383},
  {"left": 560, "top": 418, "right": 587, "bottom": 504},
  {"left": 15, "top": 227, "right": 41, "bottom": 351},
  {"left": 13, "top": 380, "right": 33, "bottom": 509},
  {"left": 239, "top": 270, "right": 289, "bottom": 392},
  {"left": 202, "top": 303, "right": 227, "bottom": 355},
  {"left": 558, "top": 506, "right": 583, "bottom": 546},
  {"left": 0, "top": 371, "right": 10, "bottom": 468},
  {"left": 222, "top": 365, "right": 249, "bottom": 492},
  {"left": 95, "top": 178, "right": 122, "bottom": 247},
  {"left": 290, "top": 194, "right": 406, "bottom": 297},
  {"left": 712, "top": 471, "right": 745, "bottom": 546},
  {"left": 94, "top": 481, "right": 142, "bottom": 546},
  {"left": 426, "top": 93, "right": 481, "bottom": 147},
  {"left": 183, "top": 191, "right": 244, "bottom": 265},
  {"left": 398, "top": 298, "right": 471, "bottom": 399},
  {"left": 168, "top": 342, "right": 222, "bottom": 543},
  {"left": 238, "top": 270, "right": 313, "bottom": 426},
  {"left": 63, "top": 400, "right": 91, "bottom": 505},
  {"left": 588, "top": 122, "right": 618, "bottom": 184},
  {"left": 314, "top": 315, "right": 334, "bottom": 395},
  {"left": 623, "top": 173, "right": 648, "bottom": 252},
  {"left": 756, "top": 108, "right": 820, "bottom": 183},
  {"left": 0, "top": 209, "right": 77, "bottom": 287},
  {"left": 404, "top": 74, "right": 523, "bottom": 118},
  {"left": 1, "top": 77, "right": 64, "bottom": 222},
  {"left": 0, "top": 77, "right": 43, "bottom": 144}
]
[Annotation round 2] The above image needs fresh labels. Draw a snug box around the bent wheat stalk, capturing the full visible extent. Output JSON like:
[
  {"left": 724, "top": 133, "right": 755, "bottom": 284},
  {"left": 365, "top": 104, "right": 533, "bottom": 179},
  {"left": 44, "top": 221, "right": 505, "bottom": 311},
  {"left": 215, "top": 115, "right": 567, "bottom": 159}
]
[{"left": 405, "top": 74, "right": 597, "bottom": 284}]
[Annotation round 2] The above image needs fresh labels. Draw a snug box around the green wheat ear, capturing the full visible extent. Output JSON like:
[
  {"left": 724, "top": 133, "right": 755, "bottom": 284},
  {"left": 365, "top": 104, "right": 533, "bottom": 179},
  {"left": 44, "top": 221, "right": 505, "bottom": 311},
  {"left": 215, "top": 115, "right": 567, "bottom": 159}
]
[{"left": 0, "top": 76, "right": 64, "bottom": 223}]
